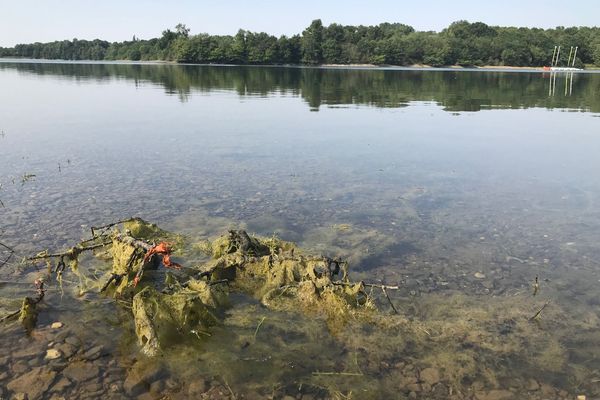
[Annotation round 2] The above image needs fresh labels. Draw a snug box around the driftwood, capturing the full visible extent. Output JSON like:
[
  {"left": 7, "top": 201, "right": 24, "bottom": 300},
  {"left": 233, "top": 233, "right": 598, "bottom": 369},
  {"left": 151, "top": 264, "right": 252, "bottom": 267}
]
[{"left": 529, "top": 300, "right": 551, "bottom": 321}]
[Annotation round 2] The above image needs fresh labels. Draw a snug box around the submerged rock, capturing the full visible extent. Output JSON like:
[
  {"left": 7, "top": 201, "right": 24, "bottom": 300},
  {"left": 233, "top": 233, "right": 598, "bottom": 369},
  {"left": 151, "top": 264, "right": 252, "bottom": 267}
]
[
  {"left": 62, "top": 361, "right": 100, "bottom": 383},
  {"left": 420, "top": 367, "right": 440, "bottom": 385},
  {"left": 44, "top": 349, "right": 62, "bottom": 360},
  {"left": 474, "top": 389, "right": 513, "bottom": 400},
  {"left": 123, "top": 362, "right": 164, "bottom": 397},
  {"left": 7, "top": 366, "right": 57, "bottom": 400}
]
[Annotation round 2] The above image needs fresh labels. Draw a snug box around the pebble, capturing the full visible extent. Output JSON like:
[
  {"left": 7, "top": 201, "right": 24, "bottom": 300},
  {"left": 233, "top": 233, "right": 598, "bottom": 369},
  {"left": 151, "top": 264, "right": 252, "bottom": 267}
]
[
  {"left": 56, "top": 343, "right": 77, "bottom": 359},
  {"left": 188, "top": 379, "right": 206, "bottom": 398},
  {"left": 526, "top": 379, "right": 540, "bottom": 391},
  {"left": 540, "top": 383, "right": 555, "bottom": 396},
  {"left": 474, "top": 272, "right": 486, "bottom": 279},
  {"left": 50, "top": 377, "right": 72, "bottom": 392},
  {"left": 12, "top": 361, "right": 29, "bottom": 375},
  {"left": 64, "top": 336, "right": 80, "bottom": 346},
  {"left": 84, "top": 382, "right": 103, "bottom": 392},
  {"left": 82, "top": 345, "right": 104, "bottom": 361},
  {"left": 165, "top": 378, "right": 180, "bottom": 390},
  {"left": 150, "top": 379, "right": 166, "bottom": 393},
  {"left": 110, "top": 383, "right": 122, "bottom": 393},
  {"left": 123, "top": 363, "right": 164, "bottom": 396},
  {"left": 475, "top": 389, "right": 513, "bottom": 400},
  {"left": 45, "top": 349, "right": 62, "bottom": 360},
  {"left": 28, "top": 357, "right": 42, "bottom": 367},
  {"left": 51, "top": 322, "right": 64, "bottom": 329},
  {"left": 420, "top": 367, "right": 440, "bottom": 385},
  {"left": 431, "top": 383, "right": 448, "bottom": 396}
]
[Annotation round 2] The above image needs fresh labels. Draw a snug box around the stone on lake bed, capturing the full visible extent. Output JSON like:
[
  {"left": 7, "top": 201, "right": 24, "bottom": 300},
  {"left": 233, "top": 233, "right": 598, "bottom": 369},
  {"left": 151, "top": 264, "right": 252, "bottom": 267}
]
[
  {"left": 51, "top": 322, "right": 64, "bottom": 329},
  {"left": 7, "top": 366, "right": 57, "bottom": 399},
  {"left": 419, "top": 367, "right": 440, "bottom": 385},
  {"left": 474, "top": 389, "right": 513, "bottom": 400},
  {"left": 45, "top": 349, "right": 62, "bottom": 360},
  {"left": 63, "top": 361, "right": 100, "bottom": 382},
  {"left": 474, "top": 272, "right": 486, "bottom": 279}
]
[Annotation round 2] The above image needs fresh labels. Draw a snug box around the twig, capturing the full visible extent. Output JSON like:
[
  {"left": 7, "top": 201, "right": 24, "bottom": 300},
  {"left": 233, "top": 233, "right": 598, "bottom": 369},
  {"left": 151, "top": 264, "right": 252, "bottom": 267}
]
[
  {"left": 529, "top": 300, "right": 551, "bottom": 321},
  {"left": 223, "top": 377, "right": 237, "bottom": 400},
  {"left": 332, "top": 281, "right": 400, "bottom": 290},
  {"left": 312, "top": 371, "right": 363, "bottom": 376},
  {"left": 353, "top": 351, "right": 363, "bottom": 375},
  {"left": 416, "top": 326, "right": 432, "bottom": 337},
  {"left": 90, "top": 217, "right": 137, "bottom": 238},
  {"left": 365, "top": 283, "right": 400, "bottom": 290},
  {"left": 209, "top": 279, "right": 229, "bottom": 286},
  {"left": 254, "top": 316, "right": 266, "bottom": 339},
  {"left": 381, "top": 286, "right": 399, "bottom": 314},
  {"left": 100, "top": 273, "right": 125, "bottom": 293},
  {"left": 0, "top": 309, "right": 20, "bottom": 323},
  {"left": 191, "top": 329, "right": 212, "bottom": 338},
  {"left": 0, "top": 241, "right": 15, "bottom": 268},
  {"left": 28, "top": 241, "right": 111, "bottom": 261}
]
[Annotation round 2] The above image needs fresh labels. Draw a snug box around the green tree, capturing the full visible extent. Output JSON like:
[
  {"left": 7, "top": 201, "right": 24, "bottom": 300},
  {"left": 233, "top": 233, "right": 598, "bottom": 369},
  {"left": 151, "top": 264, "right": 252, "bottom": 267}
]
[
  {"left": 175, "top": 23, "right": 190, "bottom": 38},
  {"left": 302, "top": 19, "right": 324, "bottom": 64}
]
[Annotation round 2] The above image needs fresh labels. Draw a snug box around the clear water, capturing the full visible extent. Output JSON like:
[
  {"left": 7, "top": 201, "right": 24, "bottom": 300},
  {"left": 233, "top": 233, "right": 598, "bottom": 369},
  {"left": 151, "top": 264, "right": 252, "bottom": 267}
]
[{"left": 1, "top": 61, "right": 600, "bottom": 399}]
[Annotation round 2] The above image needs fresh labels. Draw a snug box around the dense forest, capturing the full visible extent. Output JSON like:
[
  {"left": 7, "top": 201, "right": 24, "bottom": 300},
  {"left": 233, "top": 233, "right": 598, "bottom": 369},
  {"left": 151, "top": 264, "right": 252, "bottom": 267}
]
[{"left": 1, "top": 20, "right": 600, "bottom": 67}]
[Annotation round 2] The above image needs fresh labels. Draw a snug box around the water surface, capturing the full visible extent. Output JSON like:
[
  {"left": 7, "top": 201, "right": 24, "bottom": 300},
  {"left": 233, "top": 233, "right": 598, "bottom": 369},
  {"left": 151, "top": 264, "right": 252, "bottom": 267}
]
[{"left": 1, "top": 61, "right": 600, "bottom": 399}]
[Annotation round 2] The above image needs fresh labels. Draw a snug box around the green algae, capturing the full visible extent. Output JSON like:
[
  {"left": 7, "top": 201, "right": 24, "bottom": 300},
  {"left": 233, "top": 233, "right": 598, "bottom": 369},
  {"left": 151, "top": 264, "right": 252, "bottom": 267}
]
[
  {"left": 17, "top": 296, "right": 38, "bottom": 332},
  {"left": 95, "top": 221, "right": 378, "bottom": 358},
  {"left": 132, "top": 286, "right": 220, "bottom": 356}
]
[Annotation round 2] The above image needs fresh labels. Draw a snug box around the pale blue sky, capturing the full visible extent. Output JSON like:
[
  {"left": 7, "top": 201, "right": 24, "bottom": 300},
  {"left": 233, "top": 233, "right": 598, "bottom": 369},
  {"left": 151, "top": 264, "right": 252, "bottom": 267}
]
[{"left": 1, "top": 0, "right": 598, "bottom": 47}]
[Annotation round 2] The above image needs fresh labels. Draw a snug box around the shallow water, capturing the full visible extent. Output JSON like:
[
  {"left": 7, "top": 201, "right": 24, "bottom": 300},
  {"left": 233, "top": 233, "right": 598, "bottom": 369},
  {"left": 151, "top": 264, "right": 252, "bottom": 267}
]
[{"left": 1, "top": 61, "right": 600, "bottom": 399}]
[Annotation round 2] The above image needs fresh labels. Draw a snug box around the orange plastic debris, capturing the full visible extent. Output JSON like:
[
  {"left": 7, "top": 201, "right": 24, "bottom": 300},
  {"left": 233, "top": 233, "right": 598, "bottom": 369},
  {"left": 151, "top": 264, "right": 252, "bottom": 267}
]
[{"left": 143, "top": 242, "right": 182, "bottom": 269}]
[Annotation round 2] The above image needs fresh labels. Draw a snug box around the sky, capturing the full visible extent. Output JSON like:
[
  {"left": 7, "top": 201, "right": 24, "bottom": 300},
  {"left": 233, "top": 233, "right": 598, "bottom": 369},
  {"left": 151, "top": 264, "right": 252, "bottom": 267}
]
[{"left": 1, "top": 0, "right": 599, "bottom": 47}]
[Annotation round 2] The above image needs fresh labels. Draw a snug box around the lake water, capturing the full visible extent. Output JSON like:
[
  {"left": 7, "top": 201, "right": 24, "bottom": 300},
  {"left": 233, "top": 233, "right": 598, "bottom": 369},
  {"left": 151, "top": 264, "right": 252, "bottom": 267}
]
[{"left": 1, "top": 61, "right": 600, "bottom": 399}]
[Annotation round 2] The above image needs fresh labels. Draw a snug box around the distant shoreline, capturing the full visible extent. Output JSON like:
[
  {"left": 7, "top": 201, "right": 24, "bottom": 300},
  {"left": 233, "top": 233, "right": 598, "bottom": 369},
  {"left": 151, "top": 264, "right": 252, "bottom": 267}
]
[{"left": 1, "top": 58, "right": 598, "bottom": 72}]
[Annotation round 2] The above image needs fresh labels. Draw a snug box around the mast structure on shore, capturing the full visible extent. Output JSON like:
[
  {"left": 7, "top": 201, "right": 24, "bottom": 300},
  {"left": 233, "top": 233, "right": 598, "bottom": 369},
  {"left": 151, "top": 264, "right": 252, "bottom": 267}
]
[{"left": 545, "top": 45, "right": 581, "bottom": 72}]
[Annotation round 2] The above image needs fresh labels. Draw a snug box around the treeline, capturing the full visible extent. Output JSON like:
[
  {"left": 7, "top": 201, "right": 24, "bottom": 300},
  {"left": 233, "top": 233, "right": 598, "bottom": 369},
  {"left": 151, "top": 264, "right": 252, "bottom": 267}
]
[{"left": 2, "top": 20, "right": 600, "bottom": 67}]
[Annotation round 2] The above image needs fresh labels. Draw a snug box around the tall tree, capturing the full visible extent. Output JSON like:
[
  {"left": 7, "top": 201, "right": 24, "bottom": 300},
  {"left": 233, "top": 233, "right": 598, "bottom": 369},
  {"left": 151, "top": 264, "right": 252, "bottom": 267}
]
[{"left": 301, "top": 19, "right": 324, "bottom": 64}]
